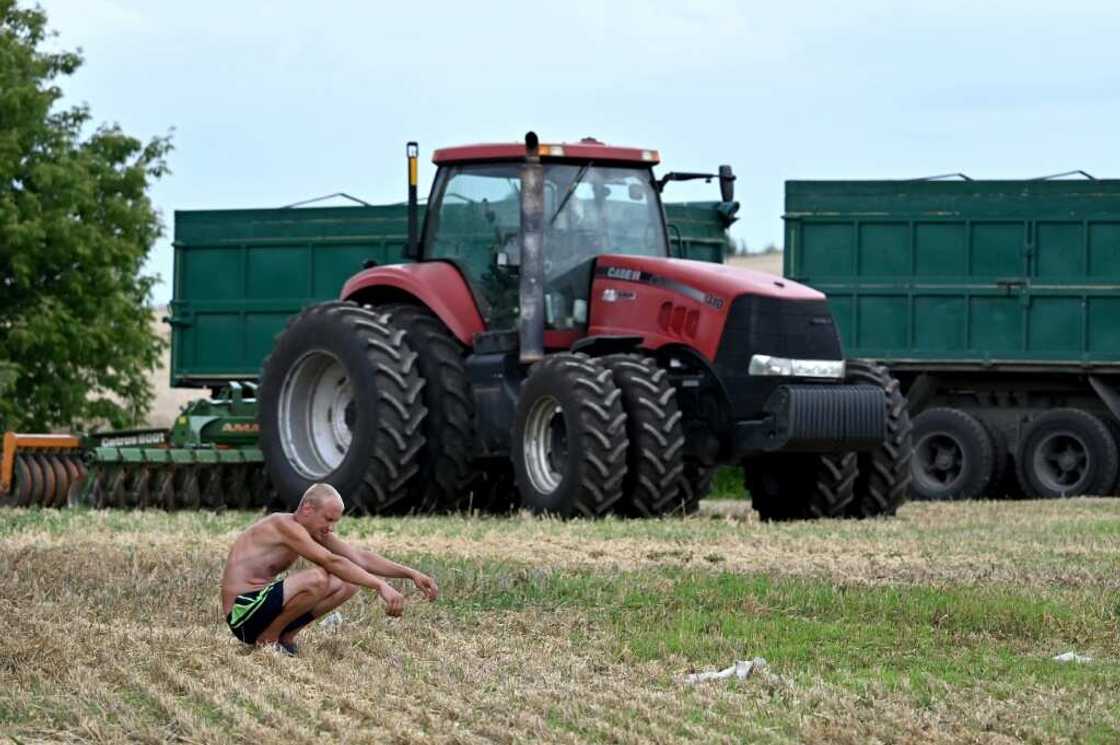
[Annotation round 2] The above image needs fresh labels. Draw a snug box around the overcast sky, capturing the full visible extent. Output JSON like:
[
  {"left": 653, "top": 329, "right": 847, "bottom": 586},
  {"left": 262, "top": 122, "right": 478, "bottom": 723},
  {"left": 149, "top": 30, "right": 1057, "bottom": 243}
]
[{"left": 38, "top": 0, "right": 1120, "bottom": 304}]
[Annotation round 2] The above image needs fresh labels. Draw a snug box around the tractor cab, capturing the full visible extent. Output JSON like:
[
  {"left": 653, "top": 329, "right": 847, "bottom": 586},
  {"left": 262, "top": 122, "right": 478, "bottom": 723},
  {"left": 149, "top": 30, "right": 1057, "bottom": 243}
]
[{"left": 421, "top": 148, "right": 669, "bottom": 332}]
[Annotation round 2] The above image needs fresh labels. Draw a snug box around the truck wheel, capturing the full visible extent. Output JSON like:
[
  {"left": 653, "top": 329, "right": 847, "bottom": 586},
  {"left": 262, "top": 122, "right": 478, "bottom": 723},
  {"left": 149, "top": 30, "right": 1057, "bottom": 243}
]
[
  {"left": 745, "top": 452, "right": 857, "bottom": 521},
  {"left": 911, "top": 408, "right": 994, "bottom": 501},
  {"left": 601, "top": 354, "right": 685, "bottom": 516},
  {"left": 845, "top": 360, "right": 914, "bottom": 518},
  {"left": 512, "top": 353, "right": 628, "bottom": 518},
  {"left": 1016, "top": 408, "right": 1119, "bottom": 498},
  {"left": 382, "top": 304, "right": 475, "bottom": 513},
  {"left": 259, "top": 301, "right": 427, "bottom": 514},
  {"left": 980, "top": 419, "right": 1012, "bottom": 498}
]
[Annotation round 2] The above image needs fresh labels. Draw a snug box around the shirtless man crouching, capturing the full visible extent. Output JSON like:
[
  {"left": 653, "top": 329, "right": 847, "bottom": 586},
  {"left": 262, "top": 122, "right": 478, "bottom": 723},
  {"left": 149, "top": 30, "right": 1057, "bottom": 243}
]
[{"left": 220, "top": 482, "right": 438, "bottom": 654}]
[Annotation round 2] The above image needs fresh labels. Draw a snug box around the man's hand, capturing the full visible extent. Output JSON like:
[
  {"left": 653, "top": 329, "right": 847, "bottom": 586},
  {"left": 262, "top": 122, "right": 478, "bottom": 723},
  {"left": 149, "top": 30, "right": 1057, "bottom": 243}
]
[
  {"left": 378, "top": 582, "right": 405, "bottom": 617},
  {"left": 411, "top": 571, "right": 440, "bottom": 601}
]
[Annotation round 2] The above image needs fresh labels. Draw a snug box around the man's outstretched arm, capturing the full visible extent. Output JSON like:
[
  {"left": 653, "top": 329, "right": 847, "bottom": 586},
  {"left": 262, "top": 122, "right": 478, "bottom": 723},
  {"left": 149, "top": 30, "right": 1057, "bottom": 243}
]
[
  {"left": 323, "top": 533, "right": 439, "bottom": 601},
  {"left": 276, "top": 520, "right": 406, "bottom": 613}
]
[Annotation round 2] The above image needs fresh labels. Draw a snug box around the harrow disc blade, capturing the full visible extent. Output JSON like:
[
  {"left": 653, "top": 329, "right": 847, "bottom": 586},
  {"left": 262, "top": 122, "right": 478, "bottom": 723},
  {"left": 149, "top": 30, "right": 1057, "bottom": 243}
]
[
  {"left": 62, "top": 457, "right": 85, "bottom": 507},
  {"left": 25, "top": 455, "right": 46, "bottom": 506},
  {"left": 153, "top": 467, "right": 176, "bottom": 510},
  {"left": 5, "top": 455, "right": 32, "bottom": 507},
  {"left": 35, "top": 455, "right": 57, "bottom": 507},
  {"left": 223, "top": 464, "right": 252, "bottom": 510},
  {"left": 178, "top": 469, "right": 201, "bottom": 510},
  {"left": 199, "top": 467, "right": 225, "bottom": 510},
  {"left": 46, "top": 455, "right": 70, "bottom": 508},
  {"left": 130, "top": 466, "right": 153, "bottom": 509}
]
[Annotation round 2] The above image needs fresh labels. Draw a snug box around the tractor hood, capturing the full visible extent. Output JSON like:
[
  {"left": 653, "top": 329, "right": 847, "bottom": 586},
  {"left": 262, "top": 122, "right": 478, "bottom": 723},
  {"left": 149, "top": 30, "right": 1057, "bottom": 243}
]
[{"left": 593, "top": 255, "right": 825, "bottom": 309}]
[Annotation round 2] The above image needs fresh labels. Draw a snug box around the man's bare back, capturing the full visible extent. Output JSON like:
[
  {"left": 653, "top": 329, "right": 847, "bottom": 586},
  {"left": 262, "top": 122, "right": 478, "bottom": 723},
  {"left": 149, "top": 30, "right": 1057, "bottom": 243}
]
[{"left": 219, "top": 483, "right": 438, "bottom": 651}]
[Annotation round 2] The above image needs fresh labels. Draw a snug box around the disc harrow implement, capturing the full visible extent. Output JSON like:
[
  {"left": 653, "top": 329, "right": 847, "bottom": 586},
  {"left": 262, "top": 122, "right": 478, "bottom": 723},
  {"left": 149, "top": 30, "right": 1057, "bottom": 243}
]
[{"left": 1, "top": 433, "right": 86, "bottom": 508}]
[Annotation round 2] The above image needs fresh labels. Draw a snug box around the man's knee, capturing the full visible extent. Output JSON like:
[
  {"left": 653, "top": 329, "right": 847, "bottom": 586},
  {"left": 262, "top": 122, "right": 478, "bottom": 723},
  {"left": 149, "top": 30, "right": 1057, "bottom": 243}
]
[
  {"left": 339, "top": 581, "right": 359, "bottom": 601},
  {"left": 326, "top": 575, "right": 358, "bottom": 599},
  {"left": 304, "top": 567, "right": 331, "bottom": 596}
]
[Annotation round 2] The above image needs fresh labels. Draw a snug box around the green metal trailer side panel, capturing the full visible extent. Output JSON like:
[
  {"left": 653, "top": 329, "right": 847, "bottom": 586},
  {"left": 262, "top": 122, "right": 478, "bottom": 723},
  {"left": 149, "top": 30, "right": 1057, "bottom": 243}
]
[
  {"left": 784, "top": 180, "right": 1120, "bottom": 366},
  {"left": 171, "top": 202, "right": 731, "bottom": 386}
]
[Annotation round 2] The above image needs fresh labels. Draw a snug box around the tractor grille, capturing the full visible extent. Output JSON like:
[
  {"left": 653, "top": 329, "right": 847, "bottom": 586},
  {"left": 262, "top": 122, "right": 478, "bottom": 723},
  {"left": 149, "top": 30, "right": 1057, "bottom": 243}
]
[{"left": 713, "top": 295, "right": 845, "bottom": 420}]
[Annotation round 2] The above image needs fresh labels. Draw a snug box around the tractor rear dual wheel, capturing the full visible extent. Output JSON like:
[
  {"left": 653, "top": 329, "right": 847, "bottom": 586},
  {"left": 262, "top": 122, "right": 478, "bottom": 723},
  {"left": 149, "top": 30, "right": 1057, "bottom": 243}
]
[
  {"left": 259, "top": 301, "right": 428, "bottom": 515},
  {"left": 382, "top": 304, "right": 475, "bottom": 513}
]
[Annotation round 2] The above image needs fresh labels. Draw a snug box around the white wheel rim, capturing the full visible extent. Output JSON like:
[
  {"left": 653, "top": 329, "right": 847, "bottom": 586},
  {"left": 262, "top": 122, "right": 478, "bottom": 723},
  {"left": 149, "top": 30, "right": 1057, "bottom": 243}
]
[
  {"left": 279, "top": 351, "right": 354, "bottom": 479},
  {"left": 524, "top": 395, "right": 565, "bottom": 494}
]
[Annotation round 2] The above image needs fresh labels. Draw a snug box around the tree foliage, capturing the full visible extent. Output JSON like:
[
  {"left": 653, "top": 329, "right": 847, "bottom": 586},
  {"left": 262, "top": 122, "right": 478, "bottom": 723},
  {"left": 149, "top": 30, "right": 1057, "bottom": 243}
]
[{"left": 0, "top": 1, "right": 171, "bottom": 432}]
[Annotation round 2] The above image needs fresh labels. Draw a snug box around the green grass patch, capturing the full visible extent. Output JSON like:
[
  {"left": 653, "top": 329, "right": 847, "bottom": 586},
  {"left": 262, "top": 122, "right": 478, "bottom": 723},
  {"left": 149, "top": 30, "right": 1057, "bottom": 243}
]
[{"left": 710, "top": 465, "right": 746, "bottom": 499}]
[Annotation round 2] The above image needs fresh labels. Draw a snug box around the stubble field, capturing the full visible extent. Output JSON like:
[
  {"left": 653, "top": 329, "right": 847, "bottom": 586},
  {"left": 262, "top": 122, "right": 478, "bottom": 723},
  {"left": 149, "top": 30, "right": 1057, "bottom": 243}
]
[{"left": 1, "top": 498, "right": 1119, "bottom": 744}]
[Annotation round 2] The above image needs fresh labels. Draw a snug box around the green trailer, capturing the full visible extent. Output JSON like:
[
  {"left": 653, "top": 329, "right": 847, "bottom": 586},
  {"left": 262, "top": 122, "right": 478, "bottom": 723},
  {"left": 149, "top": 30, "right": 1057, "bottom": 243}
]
[
  {"left": 785, "top": 177, "right": 1120, "bottom": 500},
  {"left": 170, "top": 202, "right": 732, "bottom": 387}
]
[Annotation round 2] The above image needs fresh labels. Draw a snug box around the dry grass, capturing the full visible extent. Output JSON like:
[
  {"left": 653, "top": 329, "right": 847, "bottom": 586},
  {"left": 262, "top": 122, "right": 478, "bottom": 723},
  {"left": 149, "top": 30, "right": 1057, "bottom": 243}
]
[{"left": 2, "top": 499, "right": 1118, "bottom": 744}]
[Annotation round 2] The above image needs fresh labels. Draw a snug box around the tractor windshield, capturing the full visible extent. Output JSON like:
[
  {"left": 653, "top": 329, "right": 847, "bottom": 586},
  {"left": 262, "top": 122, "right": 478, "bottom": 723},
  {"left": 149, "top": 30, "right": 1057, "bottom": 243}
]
[{"left": 424, "top": 162, "right": 667, "bottom": 330}]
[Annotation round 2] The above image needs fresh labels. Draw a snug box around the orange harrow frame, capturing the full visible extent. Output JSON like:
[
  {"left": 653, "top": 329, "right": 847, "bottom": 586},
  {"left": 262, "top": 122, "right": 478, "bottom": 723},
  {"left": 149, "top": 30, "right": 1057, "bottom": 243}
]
[{"left": 1, "top": 432, "right": 82, "bottom": 499}]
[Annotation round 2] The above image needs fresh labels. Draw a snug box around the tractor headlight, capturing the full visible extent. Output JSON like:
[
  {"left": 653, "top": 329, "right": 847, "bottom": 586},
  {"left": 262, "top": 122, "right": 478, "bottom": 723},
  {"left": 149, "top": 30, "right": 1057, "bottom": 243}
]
[{"left": 748, "top": 354, "right": 845, "bottom": 379}]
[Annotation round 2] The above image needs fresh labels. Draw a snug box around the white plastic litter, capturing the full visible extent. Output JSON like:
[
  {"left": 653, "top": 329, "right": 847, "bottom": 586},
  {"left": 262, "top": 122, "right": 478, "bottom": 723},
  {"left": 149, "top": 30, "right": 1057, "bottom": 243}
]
[
  {"left": 684, "top": 657, "right": 767, "bottom": 684},
  {"left": 320, "top": 611, "right": 344, "bottom": 631},
  {"left": 1053, "top": 652, "right": 1092, "bottom": 663}
]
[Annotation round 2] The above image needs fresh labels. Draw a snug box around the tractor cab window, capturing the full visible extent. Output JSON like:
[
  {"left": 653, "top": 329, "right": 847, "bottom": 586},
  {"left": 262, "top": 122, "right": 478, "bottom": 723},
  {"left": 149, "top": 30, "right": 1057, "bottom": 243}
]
[{"left": 424, "top": 162, "right": 666, "bottom": 330}]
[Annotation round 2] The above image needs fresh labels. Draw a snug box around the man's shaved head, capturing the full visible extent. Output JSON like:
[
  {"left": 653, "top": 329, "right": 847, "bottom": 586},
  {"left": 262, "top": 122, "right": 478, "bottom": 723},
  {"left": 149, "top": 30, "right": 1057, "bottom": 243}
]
[{"left": 297, "top": 483, "right": 344, "bottom": 513}]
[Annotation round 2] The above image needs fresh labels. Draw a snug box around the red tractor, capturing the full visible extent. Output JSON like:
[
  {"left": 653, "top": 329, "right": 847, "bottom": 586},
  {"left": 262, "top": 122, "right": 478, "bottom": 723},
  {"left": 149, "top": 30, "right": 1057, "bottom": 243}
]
[{"left": 258, "top": 133, "right": 913, "bottom": 519}]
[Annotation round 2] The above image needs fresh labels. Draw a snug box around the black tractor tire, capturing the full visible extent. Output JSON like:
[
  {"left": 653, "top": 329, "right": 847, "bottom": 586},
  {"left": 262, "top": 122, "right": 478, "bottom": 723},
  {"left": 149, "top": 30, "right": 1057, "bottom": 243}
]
[
  {"left": 745, "top": 452, "right": 858, "bottom": 521},
  {"left": 382, "top": 304, "right": 476, "bottom": 513},
  {"left": 666, "top": 461, "right": 715, "bottom": 515},
  {"left": 910, "top": 408, "right": 994, "bottom": 501},
  {"left": 1015, "top": 408, "right": 1119, "bottom": 498},
  {"left": 259, "top": 301, "right": 427, "bottom": 514},
  {"left": 461, "top": 460, "right": 519, "bottom": 514},
  {"left": 601, "top": 354, "right": 685, "bottom": 516},
  {"left": 845, "top": 360, "right": 914, "bottom": 518},
  {"left": 512, "top": 353, "right": 628, "bottom": 518}
]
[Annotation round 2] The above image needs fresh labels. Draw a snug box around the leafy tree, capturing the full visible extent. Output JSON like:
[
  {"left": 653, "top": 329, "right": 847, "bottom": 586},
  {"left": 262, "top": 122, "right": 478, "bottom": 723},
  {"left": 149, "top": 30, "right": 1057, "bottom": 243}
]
[{"left": 0, "top": 1, "right": 171, "bottom": 432}]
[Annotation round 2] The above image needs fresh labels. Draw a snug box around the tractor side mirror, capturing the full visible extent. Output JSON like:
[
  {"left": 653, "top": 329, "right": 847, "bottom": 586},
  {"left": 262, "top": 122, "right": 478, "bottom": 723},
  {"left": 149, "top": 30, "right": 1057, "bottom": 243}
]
[{"left": 719, "top": 165, "right": 735, "bottom": 202}]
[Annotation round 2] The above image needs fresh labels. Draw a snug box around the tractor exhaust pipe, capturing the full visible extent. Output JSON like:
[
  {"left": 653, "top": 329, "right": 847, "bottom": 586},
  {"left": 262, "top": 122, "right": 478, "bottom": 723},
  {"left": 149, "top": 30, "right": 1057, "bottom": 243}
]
[
  {"left": 405, "top": 141, "right": 420, "bottom": 259},
  {"left": 519, "top": 131, "right": 545, "bottom": 364}
]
